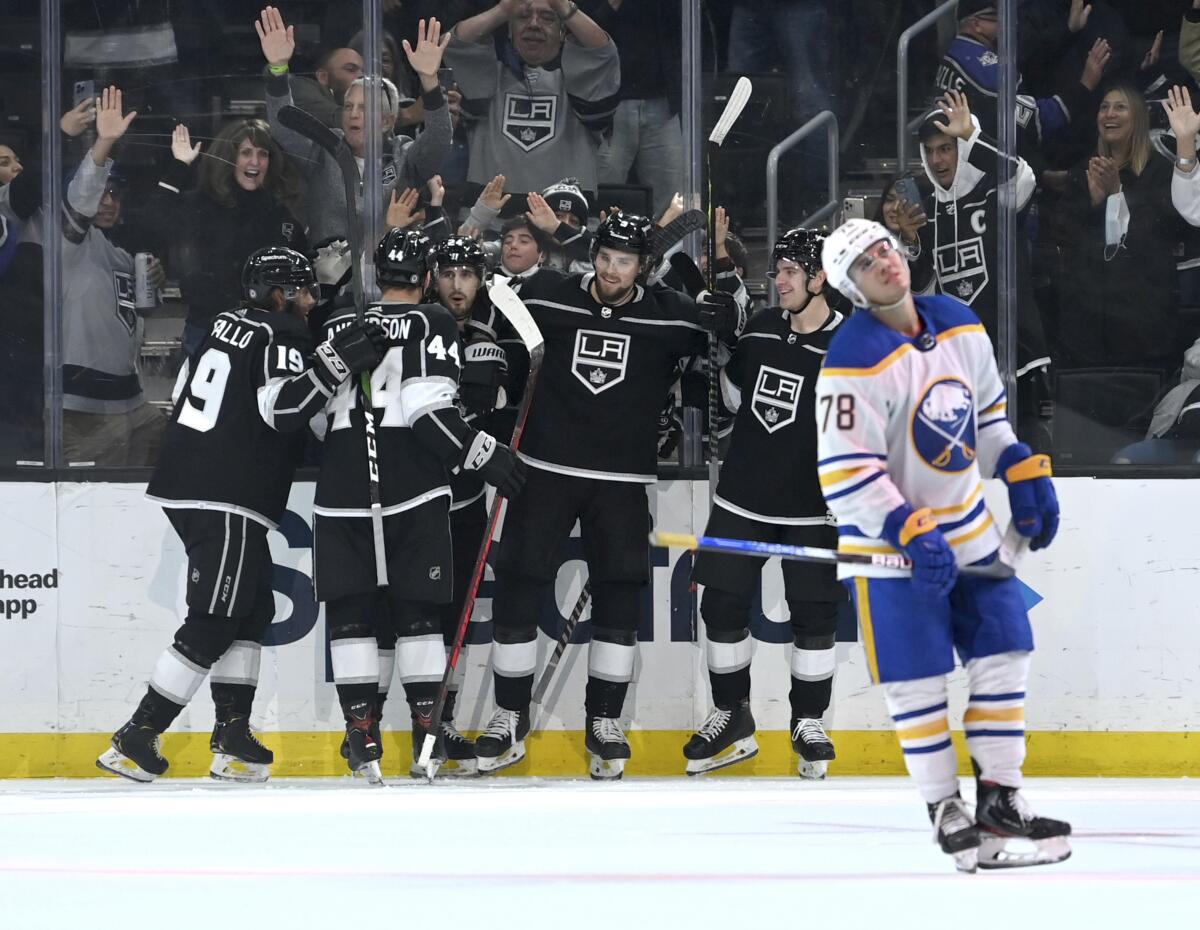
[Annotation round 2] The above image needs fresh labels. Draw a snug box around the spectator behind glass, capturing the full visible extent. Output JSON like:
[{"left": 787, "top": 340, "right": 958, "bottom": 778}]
[
  {"left": 444, "top": 0, "right": 620, "bottom": 196},
  {"left": 260, "top": 6, "right": 452, "bottom": 247},
  {"left": 289, "top": 43, "right": 365, "bottom": 130},
  {"left": 0, "top": 145, "right": 22, "bottom": 186},
  {"left": 1057, "top": 83, "right": 1181, "bottom": 374},
  {"left": 61, "top": 87, "right": 167, "bottom": 467},
  {"left": 499, "top": 215, "right": 549, "bottom": 282},
  {"left": 156, "top": 118, "right": 308, "bottom": 357},
  {"left": 587, "top": 0, "right": 682, "bottom": 217}
]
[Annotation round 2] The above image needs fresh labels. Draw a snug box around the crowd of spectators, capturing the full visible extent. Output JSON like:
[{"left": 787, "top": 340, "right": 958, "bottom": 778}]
[{"left": 7, "top": 1, "right": 1200, "bottom": 469}]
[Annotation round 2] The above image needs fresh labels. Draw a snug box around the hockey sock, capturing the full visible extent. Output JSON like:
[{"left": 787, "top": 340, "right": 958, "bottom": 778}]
[
  {"left": 789, "top": 634, "right": 836, "bottom": 718},
  {"left": 210, "top": 639, "right": 261, "bottom": 722},
  {"left": 882, "top": 675, "right": 958, "bottom": 804},
  {"left": 491, "top": 625, "right": 537, "bottom": 711},
  {"left": 130, "top": 686, "right": 185, "bottom": 733},
  {"left": 330, "top": 635, "right": 380, "bottom": 717},
  {"left": 376, "top": 645, "right": 395, "bottom": 722},
  {"left": 964, "top": 651, "right": 1030, "bottom": 789},
  {"left": 147, "top": 644, "right": 208, "bottom": 715},
  {"left": 585, "top": 627, "right": 636, "bottom": 718},
  {"left": 706, "top": 630, "right": 752, "bottom": 708}
]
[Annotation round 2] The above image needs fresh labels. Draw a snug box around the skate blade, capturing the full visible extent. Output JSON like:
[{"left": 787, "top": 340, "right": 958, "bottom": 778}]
[
  {"left": 477, "top": 742, "right": 525, "bottom": 775},
  {"left": 96, "top": 748, "right": 158, "bottom": 784},
  {"left": 410, "top": 757, "right": 479, "bottom": 779},
  {"left": 209, "top": 754, "right": 270, "bottom": 783},
  {"left": 589, "top": 755, "right": 626, "bottom": 781},
  {"left": 685, "top": 737, "right": 759, "bottom": 776},
  {"left": 978, "top": 833, "right": 1071, "bottom": 869},
  {"left": 952, "top": 847, "right": 980, "bottom": 874},
  {"left": 798, "top": 757, "right": 829, "bottom": 780},
  {"left": 350, "top": 759, "right": 385, "bottom": 786}
]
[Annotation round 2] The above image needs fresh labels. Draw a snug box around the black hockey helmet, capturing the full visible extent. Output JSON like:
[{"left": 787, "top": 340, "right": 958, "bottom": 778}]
[
  {"left": 768, "top": 227, "right": 825, "bottom": 280},
  {"left": 375, "top": 227, "right": 432, "bottom": 288},
  {"left": 432, "top": 235, "right": 488, "bottom": 280},
  {"left": 242, "top": 246, "right": 317, "bottom": 309},
  {"left": 590, "top": 211, "right": 653, "bottom": 262}
]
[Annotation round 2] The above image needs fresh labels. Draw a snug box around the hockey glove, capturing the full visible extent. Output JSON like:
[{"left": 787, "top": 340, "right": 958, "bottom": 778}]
[
  {"left": 458, "top": 340, "right": 508, "bottom": 416},
  {"left": 696, "top": 289, "right": 741, "bottom": 343},
  {"left": 314, "top": 321, "right": 387, "bottom": 391},
  {"left": 996, "top": 442, "right": 1058, "bottom": 550},
  {"left": 462, "top": 431, "right": 527, "bottom": 499},
  {"left": 882, "top": 504, "right": 957, "bottom": 599}
]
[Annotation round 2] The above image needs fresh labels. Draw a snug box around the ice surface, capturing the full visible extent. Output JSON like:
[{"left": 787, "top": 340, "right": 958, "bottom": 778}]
[{"left": 0, "top": 777, "right": 1195, "bottom": 928}]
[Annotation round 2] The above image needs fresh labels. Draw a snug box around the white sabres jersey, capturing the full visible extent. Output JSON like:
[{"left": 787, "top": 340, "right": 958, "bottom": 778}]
[{"left": 815, "top": 295, "right": 1018, "bottom": 578}]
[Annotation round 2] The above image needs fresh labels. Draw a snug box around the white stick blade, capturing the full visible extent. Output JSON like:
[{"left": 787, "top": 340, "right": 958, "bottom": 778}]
[
  {"left": 489, "top": 276, "right": 544, "bottom": 352},
  {"left": 708, "top": 77, "right": 753, "bottom": 146}
]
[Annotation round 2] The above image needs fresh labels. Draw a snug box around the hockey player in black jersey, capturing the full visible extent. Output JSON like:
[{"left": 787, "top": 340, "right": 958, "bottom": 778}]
[
  {"left": 315, "top": 229, "right": 525, "bottom": 782},
  {"left": 98, "top": 247, "right": 384, "bottom": 783},
  {"left": 683, "top": 228, "right": 847, "bottom": 778},
  {"left": 474, "top": 212, "right": 745, "bottom": 779}
]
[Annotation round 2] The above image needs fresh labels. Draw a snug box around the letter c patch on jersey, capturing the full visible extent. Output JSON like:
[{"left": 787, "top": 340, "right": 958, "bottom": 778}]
[
  {"left": 752, "top": 365, "right": 802, "bottom": 433},
  {"left": 912, "top": 377, "right": 976, "bottom": 472},
  {"left": 573, "top": 329, "right": 629, "bottom": 394}
]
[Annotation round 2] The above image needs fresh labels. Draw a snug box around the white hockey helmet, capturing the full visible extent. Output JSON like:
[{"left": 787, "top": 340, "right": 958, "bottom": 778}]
[{"left": 821, "top": 218, "right": 898, "bottom": 307}]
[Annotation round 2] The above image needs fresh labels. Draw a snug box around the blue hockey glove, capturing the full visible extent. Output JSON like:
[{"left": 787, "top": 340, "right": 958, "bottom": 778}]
[
  {"left": 996, "top": 443, "right": 1059, "bottom": 551},
  {"left": 883, "top": 504, "right": 958, "bottom": 599}
]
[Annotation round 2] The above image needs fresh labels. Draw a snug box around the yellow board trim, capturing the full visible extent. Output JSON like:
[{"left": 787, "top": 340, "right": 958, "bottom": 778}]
[
  {"left": 2, "top": 730, "right": 1196, "bottom": 778},
  {"left": 896, "top": 719, "right": 951, "bottom": 741},
  {"left": 853, "top": 577, "right": 881, "bottom": 684}
]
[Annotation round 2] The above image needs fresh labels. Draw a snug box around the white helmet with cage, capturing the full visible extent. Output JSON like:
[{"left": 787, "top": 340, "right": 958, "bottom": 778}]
[{"left": 820, "top": 218, "right": 899, "bottom": 308}]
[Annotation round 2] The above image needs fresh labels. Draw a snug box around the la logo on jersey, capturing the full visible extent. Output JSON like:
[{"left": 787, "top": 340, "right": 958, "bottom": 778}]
[
  {"left": 934, "top": 234, "right": 988, "bottom": 303},
  {"left": 112, "top": 270, "right": 138, "bottom": 335},
  {"left": 503, "top": 92, "right": 557, "bottom": 151},
  {"left": 573, "top": 329, "right": 629, "bottom": 394},
  {"left": 913, "top": 378, "right": 976, "bottom": 471},
  {"left": 752, "top": 365, "right": 802, "bottom": 433}
]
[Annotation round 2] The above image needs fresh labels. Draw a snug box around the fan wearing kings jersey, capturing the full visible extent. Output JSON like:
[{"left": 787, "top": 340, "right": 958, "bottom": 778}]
[
  {"left": 314, "top": 228, "right": 525, "bottom": 781},
  {"left": 684, "top": 228, "right": 846, "bottom": 779},
  {"left": 99, "top": 247, "right": 383, "bottom": 784},
  {"left": 817, "top": 218, "right": 1069, "bottom": 873},
  {"left": 473, "top": 212, "right": 746, "bottom": 780}
]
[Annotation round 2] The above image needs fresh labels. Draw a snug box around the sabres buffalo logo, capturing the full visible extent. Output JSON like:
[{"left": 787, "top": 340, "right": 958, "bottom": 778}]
[{"left": 912, "top": 378, "right": 975, "bottom": 472}]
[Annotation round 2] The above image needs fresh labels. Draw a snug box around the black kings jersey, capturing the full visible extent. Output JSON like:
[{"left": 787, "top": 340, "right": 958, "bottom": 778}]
[
  {"left": 716, "top": 306, "right": 844, "bottom": 522},
  {"left": 517, "top": 272, "right": 709, "bottom": 483},
  {"left": 315, "top": 301, "right": 462, "bottom": 516},
  {"left": 147, "top": 308, "right": 315, "bottom": 528}
]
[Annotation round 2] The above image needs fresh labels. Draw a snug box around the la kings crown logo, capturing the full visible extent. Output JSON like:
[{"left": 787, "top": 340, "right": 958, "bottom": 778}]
[
  {"left": 573, "top": 329, "right": 629, "bottom": 394},
  {"left": 752, "top": 365, "right": 803, "bottom": 433},
  {"left": 503, "top": 92, "right": 557, "bottom": 152}
]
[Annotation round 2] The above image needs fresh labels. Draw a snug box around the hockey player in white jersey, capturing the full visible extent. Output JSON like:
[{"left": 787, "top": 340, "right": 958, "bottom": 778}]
[{"left": 816, "top": 218, "right": 1069, "bottom": 873}]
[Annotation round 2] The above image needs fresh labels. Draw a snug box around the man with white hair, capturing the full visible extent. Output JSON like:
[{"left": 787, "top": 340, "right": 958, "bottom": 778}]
[
  {"left": 257, "top": 6, "right": 452, "bottom": 245},
  {"left": 816, "top": 217, "right": 1068, "bottom": 874}
]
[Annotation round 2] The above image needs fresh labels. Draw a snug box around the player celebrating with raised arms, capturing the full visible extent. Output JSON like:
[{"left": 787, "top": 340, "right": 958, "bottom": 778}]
[
  {"left": 684, "top": 228, "right": 846, "bottom": 778},
  {"left": 99, "top": 248, "right": 384, "bottom": 783},
  {"left": 816, "top": 218, "right": 1069, "bottom": 872}
]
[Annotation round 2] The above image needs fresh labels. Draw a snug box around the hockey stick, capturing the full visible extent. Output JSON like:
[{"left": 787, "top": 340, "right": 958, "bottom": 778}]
[
  {"left": 668, "top": 251, "right": 707, "bottom": 299},
  {"left": 417, "top": 276, "right": 544, "bottom": 779},
  {"left": 278, "top": 104, "right": 387, "bottom": 586},
  {"left": 647, "top": 208, "right": 706, "bottom": 262},
  {"left": 650, "top": 531, "right": 1018, "bottom": 580},
  {"left": 531, "top": 580, "right": 591, "bottom": 705},
  {"left": 705, "top": 78, "right": 753, "bottom": 506}
]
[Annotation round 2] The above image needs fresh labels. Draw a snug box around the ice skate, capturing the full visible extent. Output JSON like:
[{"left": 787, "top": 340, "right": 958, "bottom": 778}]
[
  {"left": 975, "top": 782, "right": 1072, "bottom": 869},
  {"left": 474, "top": 707, "right": 529, "bottom": 774},
  {"left": 96, "top": 722, "right": 169, "bottom": 783},
  {"left": 411, "top": 715, "right": 478, "bottom": 778},
  {"left": 586, "top": 716, "right": 631, "bottom": 781},
  {"left": 791, "top": 717, "right": 836, "bottom": 779},
  {"left": 344, "top": 714, "right": 384, "bottom": 785},
  {"left": 928, "top": 793, "right": 981, "bottom": 873},
  {"left": 209, "top": 716, "right": 273, "bottom": 783},
  {"left": 683, "top": 701, "right": 758, "bottom": 775}
]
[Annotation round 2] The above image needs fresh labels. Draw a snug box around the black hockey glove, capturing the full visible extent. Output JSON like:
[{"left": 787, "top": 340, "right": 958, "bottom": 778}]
[
  {"left": 696, "top": 289, "right": 740, "bottom": 343},
  {"left": 314, "top": 321, "right": 387, "bottom": 390},
  {"left": 458, "top": 341, "right": 508, "bottom": 416},
  {"left": 462, "top": 431, "right": 527, "bottom": 499}
]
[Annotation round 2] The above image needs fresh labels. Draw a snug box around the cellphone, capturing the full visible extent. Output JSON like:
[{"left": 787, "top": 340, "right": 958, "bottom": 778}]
[
  {"left": 892, "top": 176, "right": 923, "bottom": 206},
  {"left": 73, "top": 79, "right": 96, "bottom": 108},
  {"left": 437, "top": 67, "right": 455, "bottom": 91}
]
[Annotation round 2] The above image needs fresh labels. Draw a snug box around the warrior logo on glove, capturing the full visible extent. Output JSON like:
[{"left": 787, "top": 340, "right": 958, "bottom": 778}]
[{"left": 912, "top": 378, "right": 976, "bottom": 472}]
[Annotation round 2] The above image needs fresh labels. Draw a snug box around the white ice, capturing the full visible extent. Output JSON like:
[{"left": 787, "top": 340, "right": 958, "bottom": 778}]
[{"left": 1, "top": 777, "right": 1196, "bottom": 929}]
